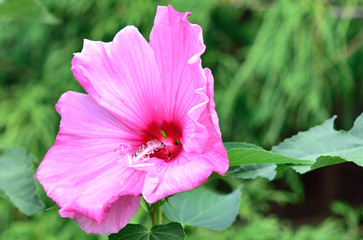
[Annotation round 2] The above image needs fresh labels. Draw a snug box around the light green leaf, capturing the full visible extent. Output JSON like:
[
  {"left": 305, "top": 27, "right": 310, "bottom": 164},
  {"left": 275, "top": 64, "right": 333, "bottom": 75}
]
[
  {"left": 163, "top": 188, "right": 240, "bottom": 231},
  {"left": 225, "top": 164, "right": 277, "bottom": 180},
  {"left": 0, "top": 147, "right": 43, "bottom": 215},
  {"left": 272, "top": 114, "right": 363, "bottom": 173},
  {"left": 228, "top": 147, "right": 313, "bottom": 166},
  {"left": 0, "top": 0, "right": 59, "bottom": 24},
  {"left": 225, "top": 142, "right": 282, "bottom": 180},
  {"left": 108, "top": 222, "right": 185, "bottom": 240}
]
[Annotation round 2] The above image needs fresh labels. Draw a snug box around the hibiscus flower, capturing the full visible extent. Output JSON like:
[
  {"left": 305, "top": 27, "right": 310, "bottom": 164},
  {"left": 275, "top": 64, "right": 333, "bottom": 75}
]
[{"left": 36, "top": 5, "right": 228, "bottom": 235}]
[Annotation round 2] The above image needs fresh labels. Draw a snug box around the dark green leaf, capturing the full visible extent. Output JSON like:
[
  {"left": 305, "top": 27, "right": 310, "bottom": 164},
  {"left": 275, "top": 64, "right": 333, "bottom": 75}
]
[
  {"left": 108, "top": 222, "right": 184, "bottom": 240},
  {"left": 0, "top": 0, "right": 59, "bottom": 24},
  {"left": 0, "top": 147, "right": 43, "bottom": 215},
  {"left": 150, "top": 223, "right": 185, "bottom": 240},
  {"left": 109, "top": 224, "right": 147, "bottom": 240},
  {"left": 163, "top": 188, "right": 240, "bottom": 231},
  {"left": 272, "top": 114, "right": 363, "bottom": 173}
]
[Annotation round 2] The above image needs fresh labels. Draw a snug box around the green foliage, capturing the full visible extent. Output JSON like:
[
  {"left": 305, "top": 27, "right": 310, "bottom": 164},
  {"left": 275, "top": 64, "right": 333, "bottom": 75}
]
[
  {"left": 330, "top": 201, "right": 363, "bottom": 238},
  {"left": 273, "top": 114, "right": 363, "bottom": 173},
  {"left": 0, "top": 147, "right": 43, "bottom": 215},
  {"left": 184, "top": 178, "right": 363, "bottom": 240},
  {"left": 0, "top": 201, "right": 106, "bottom": 240},
  {"left": 163, "top": 188, "right": 241, "bottom": 231},
  {"left": 0, "top": 86, "right": 60, "bottom": 158},
  {"left": 109, "top": 223, "right": 185, "bottom": 240},
  {"left": 0, "top": 0, "right": 59, "bottom": 24},
  {"left": 185, "top": 186, "right": 360, "bottom": 240},
  {"left": 239, "top": 177, "right": 301, "bottom": 219},
  {"left": 225, "top": 113, "right": 363, "bottom": 179},
  {"left": 185, "top": 217, "right": 357, "bottom": 240}
]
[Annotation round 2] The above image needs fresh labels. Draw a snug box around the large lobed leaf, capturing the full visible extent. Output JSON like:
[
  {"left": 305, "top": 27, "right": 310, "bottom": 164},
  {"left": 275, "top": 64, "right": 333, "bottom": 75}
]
[
  {"left": 225, "top": 113, "right": 363, "bottom": 177},
  {"left": 272, "top": 114, "right": 363, "bottom": 173},
  {"left": 108, "top": 222, "right": 184, "bottom": 240},
  {"left": 0, "top": 147, "right": 43, "bottom": 215},
  {"left": 163, "top": 188, "right": 240, "bottom": 231}
]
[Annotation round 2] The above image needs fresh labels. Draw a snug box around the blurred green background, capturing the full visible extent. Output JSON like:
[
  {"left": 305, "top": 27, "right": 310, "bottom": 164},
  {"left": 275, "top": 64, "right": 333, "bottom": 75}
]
[{"left": 0, "top": 0, "right": 363, "bottom": 239}]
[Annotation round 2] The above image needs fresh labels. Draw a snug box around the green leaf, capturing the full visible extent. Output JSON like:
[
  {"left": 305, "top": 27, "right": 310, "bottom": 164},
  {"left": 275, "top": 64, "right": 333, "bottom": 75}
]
[
  {"left": 225, "top": 142, "right": 284, "bottom": 180},
  {"left": 224, "top": 142, "right": 262, "bottom": 151},
  {"left": 0, "top": 147, "right": 43, "bottom": 215},
  {"left": 163, "top": 188, "right": 240, "bottom": 231},
  {"left": 225, "top": 164, "right": 277, "bottom": 180},
  {"left": 109, "top": 224, "right": 147, "bottom": 240},
  {"left": 292, "top": 156, "right": 347, "bottom": 174},
  {"left": 227, "top": 147, "right": 313, "bottom": 166},
  {"left": 0, "top": 0, "right": 59, "bottom": 24},
  {"left": 272, "top": 114, "right": 363, "bottom": 173},
  {"left": 150, "top": 223, "right": 185, "bottom": 240},
  {"left": 108, "top": 222, "right": 185, "bottom": 240}
]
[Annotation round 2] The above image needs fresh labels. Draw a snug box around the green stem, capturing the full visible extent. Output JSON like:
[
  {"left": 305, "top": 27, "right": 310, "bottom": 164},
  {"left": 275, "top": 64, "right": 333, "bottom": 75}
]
[
  {"left": 157, "top": 204, "right": 162, "bottom": 225},
  {"left": 151, "top": 201, "right": 163, "bottom": 226}
]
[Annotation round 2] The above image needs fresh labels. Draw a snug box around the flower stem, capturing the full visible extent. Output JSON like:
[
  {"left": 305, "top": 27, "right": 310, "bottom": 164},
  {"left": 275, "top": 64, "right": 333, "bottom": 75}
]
[{"left": 151, "top": 201, "right": 163, "bottom": 226}]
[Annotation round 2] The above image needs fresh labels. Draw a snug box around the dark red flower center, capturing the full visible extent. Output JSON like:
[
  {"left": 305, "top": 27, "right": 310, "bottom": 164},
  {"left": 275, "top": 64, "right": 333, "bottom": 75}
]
[{"left": 143, "top": 122, "right": 183, "bottom": 162}]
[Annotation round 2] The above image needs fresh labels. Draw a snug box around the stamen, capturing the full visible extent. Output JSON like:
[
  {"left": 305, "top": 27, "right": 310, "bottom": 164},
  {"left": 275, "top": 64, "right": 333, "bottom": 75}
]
[{"left": 128, "top": 140, "right": 166, "bottom": 167}]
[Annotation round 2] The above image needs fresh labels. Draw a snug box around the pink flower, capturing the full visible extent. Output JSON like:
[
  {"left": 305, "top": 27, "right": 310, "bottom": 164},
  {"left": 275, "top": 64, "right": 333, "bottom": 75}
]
[{"left": 35, "top": 5, "right": 228, "bottom": 235}]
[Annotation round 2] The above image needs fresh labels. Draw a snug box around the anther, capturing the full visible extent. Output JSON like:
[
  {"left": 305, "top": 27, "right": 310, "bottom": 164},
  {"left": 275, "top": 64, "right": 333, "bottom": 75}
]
[{"left": 128, "top": 140, "right": 166, "bottom": 167}]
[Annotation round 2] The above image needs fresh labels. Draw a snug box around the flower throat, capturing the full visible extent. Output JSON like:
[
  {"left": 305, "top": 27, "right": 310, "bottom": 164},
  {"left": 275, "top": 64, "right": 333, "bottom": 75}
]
[{"left": 141, "top": 122, "right": 183, "bottom": 162}]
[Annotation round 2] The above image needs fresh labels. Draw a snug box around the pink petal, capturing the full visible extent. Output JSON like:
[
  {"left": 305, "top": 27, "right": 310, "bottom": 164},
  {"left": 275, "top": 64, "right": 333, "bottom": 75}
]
[
  {"left": 72, "top": 26, "right": 163, "bottom": 131},
  {"left": 142, "top": 153, "right": 211, "bottom": 203},
  {"left": 204, "top": 68, "right": 222, "bottom": 136},
  {"left": 35, "top": 92, "right": 144, "bottom": 225},
  {"left": 60, "top": 195, "right": 140, "bottom": 235},
  {"left": 149, "top": 6, "right": 210, "bottom": 151}
]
